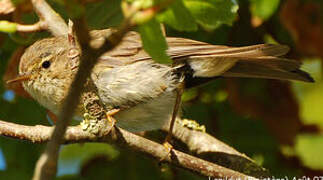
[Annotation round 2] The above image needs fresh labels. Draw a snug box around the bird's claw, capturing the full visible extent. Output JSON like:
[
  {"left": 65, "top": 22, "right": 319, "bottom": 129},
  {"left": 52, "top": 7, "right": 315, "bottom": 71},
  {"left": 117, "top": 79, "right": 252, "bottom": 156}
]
[
  {"left": 105, "top": 109, "right": 120, "bottom": 132},
  {"left": 160, "top": 136, "right": 174, "bottom": 162}
]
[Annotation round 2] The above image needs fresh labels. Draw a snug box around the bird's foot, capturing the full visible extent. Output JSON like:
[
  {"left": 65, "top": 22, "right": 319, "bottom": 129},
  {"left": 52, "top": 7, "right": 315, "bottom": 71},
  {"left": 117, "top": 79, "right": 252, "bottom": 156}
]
[
  {"left": 105, "top": 108, "right": 120, "bottom": 133},
  {"left": 160, "top": 135, "right": 174, "bottom": 162},
  {"left": 163, "top": 141, "right": 173, "bottom": 154}
]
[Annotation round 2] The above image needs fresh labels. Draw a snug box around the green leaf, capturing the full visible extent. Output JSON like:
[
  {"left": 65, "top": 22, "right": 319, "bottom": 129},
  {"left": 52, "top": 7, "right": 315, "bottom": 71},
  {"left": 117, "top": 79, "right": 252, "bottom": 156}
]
[
  {"left": 58, "top": 143, "right": 119, "bottom": 175},
  {"left": 250, "top": 0, "right": 280, "bottom": 20},
  {"left": 291, "top": 59, "right": 323, "bottom": 170},
  {"left": 125, "top": 0, "right": 165, "bottom": 9},
  {"left": 292, "top": 59, "right": 323, "bottom": 128},
  {"left": 158, "top": 0, "right": 198, "bottom": 31},
  {"left": 85, "top": 0, "right": 123, "bottom": 29},
  {"left": 138, "top": 18, "right": 171, "bottom": 64},
  {"left": 182, "top": 88, "right": 198, "bottom": 102},
  {"left": 183, "top": 0, "right": 239, "bottom": 30},
  {"left": 295, "top": 134, "right": 323, "bottom": 170},
  {"left": 0, "top": 21, "right": 17, "bottom": 33}
]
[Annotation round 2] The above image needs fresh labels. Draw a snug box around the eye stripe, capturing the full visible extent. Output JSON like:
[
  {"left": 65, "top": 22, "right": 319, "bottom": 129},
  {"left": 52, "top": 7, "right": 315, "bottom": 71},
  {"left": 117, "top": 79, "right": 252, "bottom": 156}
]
[
  {"left": 41, "top": 54, "right": 53, "bottom": 62},
  {"left": 39, "top": 52, "right": 51, "bottom": 58},
  {"left": 39, "top": 53, "right": 53, "bottom": 69}
]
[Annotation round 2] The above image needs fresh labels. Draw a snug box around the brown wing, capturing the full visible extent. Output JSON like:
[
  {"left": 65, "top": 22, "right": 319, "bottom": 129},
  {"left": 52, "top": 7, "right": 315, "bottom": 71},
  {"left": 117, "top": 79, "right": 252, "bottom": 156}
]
[{"left": 92, "top": 30, "right": 313, "bottom": 82}]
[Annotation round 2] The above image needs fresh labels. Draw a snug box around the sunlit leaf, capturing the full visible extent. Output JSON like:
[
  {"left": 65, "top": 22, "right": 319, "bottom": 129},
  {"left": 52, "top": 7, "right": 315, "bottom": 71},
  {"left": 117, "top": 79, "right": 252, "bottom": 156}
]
[
  {"left": 295, "top": 134, "right": 323, "bottom": 170},
  {"left": 0, "top": 21, "right": 17, "bottom": 33},
  {"left": 183, "top": 0, "right": 238, "bottom": 30},
  {"left": 158, "top": 0, "right": 198, "bottom": 31},
  {"left": 58, "top": 143, "right": 119, "bottom": 176},
  {"left": 292, "top": 59, "right": 323, "bottom": 127},
  {"left": 250, "top": 0, "right": 280, "bottom": 20},
  {"left": 138, "top": 18, "right": 171, "bottom": 63}
]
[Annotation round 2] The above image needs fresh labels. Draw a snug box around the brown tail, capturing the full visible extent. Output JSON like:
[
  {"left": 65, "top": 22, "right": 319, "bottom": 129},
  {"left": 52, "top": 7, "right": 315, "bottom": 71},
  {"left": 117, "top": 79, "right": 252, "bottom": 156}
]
[
  {"left": 173, "top": 43, "right": 314, "bottom": 83},
  {"left": 222, "top": 60, "right": 314, "bottom": 82}
]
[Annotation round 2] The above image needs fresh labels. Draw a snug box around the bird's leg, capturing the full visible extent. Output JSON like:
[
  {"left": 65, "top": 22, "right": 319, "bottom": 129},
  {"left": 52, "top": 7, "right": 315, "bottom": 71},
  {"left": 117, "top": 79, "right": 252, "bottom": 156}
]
[
  {"left": 162, "top": 75, "right": 185, "bottom": 155},
  {"left": 81, "top": 91, "right": 119, "bottom": 134},
  {"left": 46, "top": 110, "right": 58, "bottom": 125},
  {"left": 106, "top": 108, "right": 120, "bottom": 129}
]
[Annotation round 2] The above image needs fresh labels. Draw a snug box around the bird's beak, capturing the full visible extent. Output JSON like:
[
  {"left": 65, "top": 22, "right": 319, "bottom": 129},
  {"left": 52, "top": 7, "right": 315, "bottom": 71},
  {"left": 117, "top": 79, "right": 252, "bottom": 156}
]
[{"left": 6, "top": 73, "right": 32, "bottom": 84}]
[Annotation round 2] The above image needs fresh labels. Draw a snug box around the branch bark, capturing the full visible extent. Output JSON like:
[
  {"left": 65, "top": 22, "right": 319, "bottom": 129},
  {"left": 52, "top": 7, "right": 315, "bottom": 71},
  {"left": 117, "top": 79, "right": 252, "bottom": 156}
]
[
  {"left": 31, "top": 0, "right": 68, "bottom": 36},
  {"left": 166, "top": 119, "right": 269, "bottom": 177},
  {"left": 16, "top": 22, "right": 44, "bottom": 32},
  {"left": 0, "top": 120, "right": 257, "bottom": 179},
  {"left": 0, "top": 0, "right": 67, "bottom": 34}
]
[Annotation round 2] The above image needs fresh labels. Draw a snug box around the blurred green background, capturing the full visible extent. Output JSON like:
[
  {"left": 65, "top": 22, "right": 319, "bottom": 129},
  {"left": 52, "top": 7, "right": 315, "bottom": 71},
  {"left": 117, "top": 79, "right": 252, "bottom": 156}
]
[{"left": 0, "top": 0, "right": 323, "bottom": 179}]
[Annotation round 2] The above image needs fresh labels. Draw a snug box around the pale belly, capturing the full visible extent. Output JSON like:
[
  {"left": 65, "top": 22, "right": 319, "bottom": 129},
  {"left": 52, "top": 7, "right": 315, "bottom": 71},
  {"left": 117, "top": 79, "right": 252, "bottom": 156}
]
[
  {"left": 71, "top": 91, "right": 176, "bottom": 132},
  {"left": 114, "top": 91, "right": 176, "bottom": 132},
  {"left": 93, "top": 61, "right": 179, "bottom": 132}
]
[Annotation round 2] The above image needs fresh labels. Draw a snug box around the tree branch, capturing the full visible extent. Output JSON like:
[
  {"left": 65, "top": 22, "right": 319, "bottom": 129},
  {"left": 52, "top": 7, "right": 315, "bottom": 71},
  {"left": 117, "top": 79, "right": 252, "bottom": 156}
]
[
  {"left": 0, "top": 0, "right": 67, "bottom": 35},
  {"left": 31, "top": 0, "right": 68, "bottom": 36},
  {"left": 0, "top": 120, "right": 257, "bottom": 179},
  {"left": 0, "top": 0, "right": 68, "bottom": 34},
  {"left": 166, "top": 119, "right": 269, "bottom": 177},
  {"left": 15, "top": 22, "right": 44, "bottom": 32}
]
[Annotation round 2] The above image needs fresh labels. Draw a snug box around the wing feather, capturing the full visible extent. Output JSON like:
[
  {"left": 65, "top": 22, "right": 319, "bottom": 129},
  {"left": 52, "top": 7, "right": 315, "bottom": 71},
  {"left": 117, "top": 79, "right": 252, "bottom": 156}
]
[{"left": 92, "top": 30, "right": 313, "bottom": 82}]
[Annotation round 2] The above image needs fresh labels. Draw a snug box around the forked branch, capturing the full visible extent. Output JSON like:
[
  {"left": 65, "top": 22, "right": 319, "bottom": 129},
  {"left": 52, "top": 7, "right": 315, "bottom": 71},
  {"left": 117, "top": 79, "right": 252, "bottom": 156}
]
[{"left": 0, "top": 119, "right": 257, "bottom": 179}]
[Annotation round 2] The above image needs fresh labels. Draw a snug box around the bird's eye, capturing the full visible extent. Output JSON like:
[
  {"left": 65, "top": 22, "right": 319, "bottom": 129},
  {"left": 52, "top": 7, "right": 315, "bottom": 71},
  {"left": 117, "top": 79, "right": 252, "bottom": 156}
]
[{"left": 42, "top": 61, "right": 51, "bottom": 69}]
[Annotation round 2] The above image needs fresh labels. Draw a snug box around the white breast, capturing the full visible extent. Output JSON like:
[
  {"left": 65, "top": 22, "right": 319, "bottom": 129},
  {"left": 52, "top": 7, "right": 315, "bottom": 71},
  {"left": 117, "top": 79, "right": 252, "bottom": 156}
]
[
  {"left": 23, "top": 77, "right": 66, "bottom": 115},
  {"left": 94, "top": 60, "right": 179, "bottom": 132},
  {"left": 115, "top": 90, "right": 176, "bottom": 132}
]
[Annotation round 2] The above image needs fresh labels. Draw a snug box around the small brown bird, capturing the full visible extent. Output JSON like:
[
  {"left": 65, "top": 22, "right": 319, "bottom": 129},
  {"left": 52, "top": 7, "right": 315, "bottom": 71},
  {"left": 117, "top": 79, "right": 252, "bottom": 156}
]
[{"left": 8, "top": 29, "right": 313, "bottom": 132}]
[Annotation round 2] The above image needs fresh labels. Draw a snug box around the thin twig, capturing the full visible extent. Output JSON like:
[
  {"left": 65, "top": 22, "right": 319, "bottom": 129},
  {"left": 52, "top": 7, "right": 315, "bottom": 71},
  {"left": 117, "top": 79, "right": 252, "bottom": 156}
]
[
  {"left": 31, "top": 0, "right": 68, "bottom": 36},
  {"left": 0, "top": 0, "right": 66, "bottom": 35},
  {"left": 16, "top": 22, "right": 45, "bottom": 32},
  {"left": 0, "top": 120, "right": 257, "bottom": 179}
]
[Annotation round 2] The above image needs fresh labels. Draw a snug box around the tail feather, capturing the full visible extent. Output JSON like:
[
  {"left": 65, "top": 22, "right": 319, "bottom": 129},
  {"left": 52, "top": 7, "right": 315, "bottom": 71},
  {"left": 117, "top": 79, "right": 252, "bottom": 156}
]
[
  {"left": 179, "top": 43, "right": 314, "bottom": 83},
  {"left": 222, "top": 61, "right": 314, "bottom": 82},
  {"left": 238, "top": 57, "right": 302, "bottom": 71}
]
